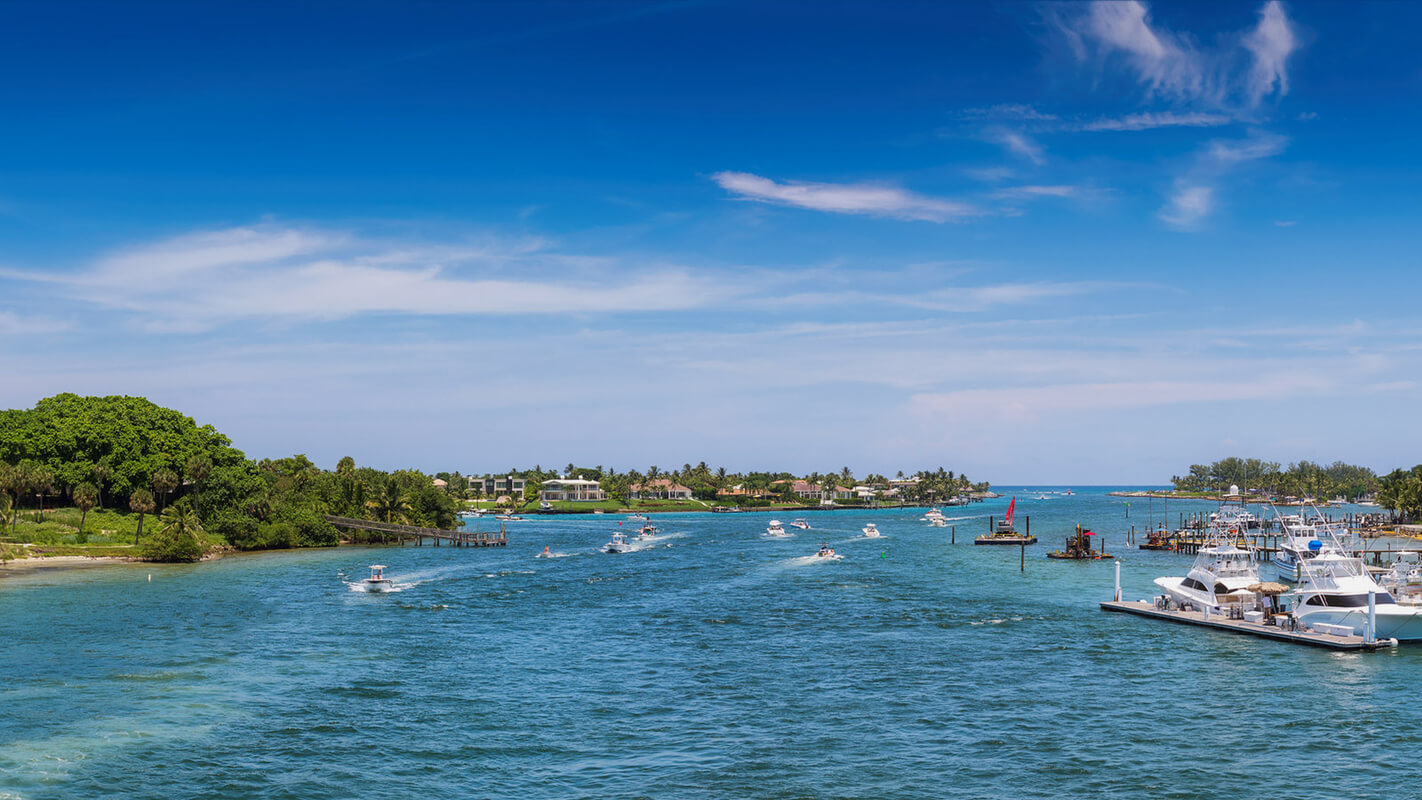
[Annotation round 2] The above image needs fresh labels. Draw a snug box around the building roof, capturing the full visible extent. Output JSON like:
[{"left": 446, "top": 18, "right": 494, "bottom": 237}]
[{"left": 542, "top": 478, "right": 601, "bottom": 487}]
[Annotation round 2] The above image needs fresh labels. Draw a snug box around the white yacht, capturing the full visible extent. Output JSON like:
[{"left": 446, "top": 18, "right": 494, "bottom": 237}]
[
  {"left": 1155, "top": 542, "right": 1260, "bottom": 614},
  {"left": 765, "top": 520, "right": 791, "bottom": 537},
  {"left": 789, "top": 518, "right": 811, "bottom": 530},
  {"left": 361, "top": 565, "right": 394, "bottom": 593},
  {"left": 1292, "top": 551, "right": 1422, "bottom": 640},
  {"left": 1377, "top": 554, "right": 1422, "bottom": 605},
  {"left": 929, "top": 517, "right": 948, "bottom": 528},
  {"left": 603, "top": 531, "right": 632, "bottom": 554},
  {"left": 862, "top": 523, "right": 881, "bottom": 538}
]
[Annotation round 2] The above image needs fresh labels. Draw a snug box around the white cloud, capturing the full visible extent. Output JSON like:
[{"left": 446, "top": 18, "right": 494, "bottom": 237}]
[
  {"left": 20, "top": 224, "right": 737, "bottom": 331},
  {"left": 963, "top": 104, "right": 1059, "bottom": 121},
  {"left": 1056, "top": 1, "right": 1298, "bottom": 113},
  {"left": 1159, "top": 131, "right": 1288, "bottom": 229},
  {"left": 993, "top": 185, "right": 1078, "bottom": 200},
  {"left": 987, "top": 129, "right": 1046, "bottom": 165},
  {"left": 1159, "top": 184, "right": 1215, "bottom": 230},
  {"left": 1078, "top": 111, "right": 1232, "bottom": 131},
  {"left": 1243, "top": 1, "right": 1296, "bottom": 107},
  {"left": 0, "top": 312, "right": 72, "bottom": 336},
  {"left": 711, "top": 171, "right": 980, "bottom": 222}
]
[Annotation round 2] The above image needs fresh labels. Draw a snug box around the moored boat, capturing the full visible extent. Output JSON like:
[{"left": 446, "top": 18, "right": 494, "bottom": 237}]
[{"left": 975, "top": 498, "right": 1036, "bottom": 545}]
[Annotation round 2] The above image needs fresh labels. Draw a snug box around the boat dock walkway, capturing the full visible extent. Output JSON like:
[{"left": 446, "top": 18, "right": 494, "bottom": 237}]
[
  {"left": 323, "top": 515, "right": 508, "bottom": 547},
  {"left": 1100, "top": 599, "right": 1389, "bottom": 650}
]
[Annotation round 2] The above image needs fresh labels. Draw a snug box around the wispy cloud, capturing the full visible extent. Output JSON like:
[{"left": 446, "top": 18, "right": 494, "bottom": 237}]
[
  {"left": 11, "top": 224, "right": 737, "bottom": 331},
  {"left": 1077, "top": 111, "right": 1232, "bottom": 131},
  {"left": 1053, "top": 0, "right": 1298, "bottom": 113},
  {"left": 992, "top": 185, "right": 1078, "bottom": 200},
  {"left": 1159, "top": 130, "right": 1288, "bottom": 229},
  {"left": 986, "top": 128, "right": 1045, "bottom": 165},
  {"left": 711, "top": 171, "right": 980, "bottom": 222}
]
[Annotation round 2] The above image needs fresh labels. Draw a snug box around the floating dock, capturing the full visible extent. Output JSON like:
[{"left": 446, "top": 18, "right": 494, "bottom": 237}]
[{"left": 1100, "top": 599, "right": 1390, "bottom": 650}]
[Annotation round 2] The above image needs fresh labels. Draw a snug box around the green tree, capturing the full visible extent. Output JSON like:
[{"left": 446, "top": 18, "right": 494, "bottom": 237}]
[
  {"left": 0, "top": 462, "right": 18, "bottom": 536},
  {"left": 72, "top": 482, "right": 99, "bottom": 543},
  {"left": 145, "top": 502, "right": 205, "bottom": 562},
  {"left": 129, "top": 488, "right": 156, "bottom": 544},
  {"left": 185, "top": 453, "right": 213, "bottom": 511},
  {"left": 153, "top": 468, "right": 179, "bottom": 511},
  {"left": 27, "top": 464, "right": 54, "bottom": 522}
]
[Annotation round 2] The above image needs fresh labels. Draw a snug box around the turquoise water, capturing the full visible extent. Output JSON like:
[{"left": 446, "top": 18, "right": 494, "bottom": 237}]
[{"left": 2, "top": 488, "right": 1417, "bottom": 799}]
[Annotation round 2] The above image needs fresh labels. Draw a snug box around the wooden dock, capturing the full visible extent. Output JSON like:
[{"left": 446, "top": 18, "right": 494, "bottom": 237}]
[
  {"left": 323, "top": 515, "right": 507, "bottom": 547},
  {"left": 1100, "top": 599, "right": 1389, "bottom": 650}
]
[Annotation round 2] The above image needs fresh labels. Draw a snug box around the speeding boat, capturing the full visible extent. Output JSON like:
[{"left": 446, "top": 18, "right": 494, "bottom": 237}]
[
  {"left": 815, "top": 543, "right": 840, "bottom": 559},
  {"left": 1293, "top": 550, "right": 1422, "bottom": 640},
  {"left": 789, "top": 518, "right": 811, "bottom": 530},
  {"left": 765, "top": 520, "right": 791, "bottom": 537},
  {"left": 929, "top": 517, "right": 947, "bottom": 528},
  {"left": 923, "top": 508, "right": 945, "bottom": 522},
  {"left": 603, "top": 531, "right": 632, "bottom": 554},
  {"left": 636, "top": 523, "right": 659, "bottom": 539},
  {"left": 362, "top": 565, "right": 394, "bottom": 593},
  {"left": 862, "top": 523, "right": 881, "bottom": 538},
  {"left": 536, "top": 546, "right": 553, "bottom": 558},
  {"left": 496, "top": 514, "right": 524, "bottom": 521},
  {"left": 627, "top": 513, "right": 649, "bottom": 522}
]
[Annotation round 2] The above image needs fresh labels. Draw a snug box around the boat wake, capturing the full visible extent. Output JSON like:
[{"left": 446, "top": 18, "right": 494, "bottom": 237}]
[{"left": 786, "top": 554, "right": 843, "bottom": 566}]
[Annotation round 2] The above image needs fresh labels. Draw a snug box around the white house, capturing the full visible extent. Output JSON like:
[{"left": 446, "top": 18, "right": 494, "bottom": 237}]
[{"left": 539, "top": 478, "right": 606, "bottom": 502}]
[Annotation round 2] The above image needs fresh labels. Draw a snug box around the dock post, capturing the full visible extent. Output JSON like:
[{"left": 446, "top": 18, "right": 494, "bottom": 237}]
[
  {"left": 1020, "top": 539, "right": 1025, "bottom": 573},
  {"left": 951, "top": 525, "right": 955, "bottom": 544},
  {"left": 1367, "top": 590, "right": 1377, "bottom": 646},
  {"left": 1114, "top": 560, "right": 1121, "bottom": 602}
]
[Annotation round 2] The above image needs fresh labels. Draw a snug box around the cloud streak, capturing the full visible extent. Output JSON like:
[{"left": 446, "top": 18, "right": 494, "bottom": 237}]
[
  {"left": 1054, "top": 0, "right": 1298, "bottom": 113},
  {"left": 711, "top": 171, "right": 979, "bottom": 222}
]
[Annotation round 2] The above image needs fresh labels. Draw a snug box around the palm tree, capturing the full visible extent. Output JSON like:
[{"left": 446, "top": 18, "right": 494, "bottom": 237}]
[
  {"left": 152, "top": 469, "right": 179, "bottom": 511},
  {"left": 366, "top": 479, "right": 412, "bottom": 524},
  {"left": 159, "top": 503, "right": 204, "bottom": 543},
  {"left": 29, "top": 465, "right": 53, "bottom": 523},
  {"left": 130, "top": 489, "right": 156, "bottom": 544},
  {"left": 73, "top": 482, "right": 99, "bottom": 543},
  {"left": 185, "top": 454, "right": 213, "bottom": 510},
  {"left": 0, "top": 462, "right": 18, "bottom": 536},
  {"left": 92, "top": 461, "right": 111, "bottom": 508}
]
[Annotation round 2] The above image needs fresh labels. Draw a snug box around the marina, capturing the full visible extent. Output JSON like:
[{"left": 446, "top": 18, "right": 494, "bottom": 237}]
[{"left": 1099, "top": 599, "right": 1390, "bottom": 650}]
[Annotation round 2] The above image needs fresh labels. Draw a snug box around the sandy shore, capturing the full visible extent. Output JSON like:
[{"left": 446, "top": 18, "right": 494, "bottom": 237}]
[{"left": 0, "top": 554, "right": 140, "bottom": 574}]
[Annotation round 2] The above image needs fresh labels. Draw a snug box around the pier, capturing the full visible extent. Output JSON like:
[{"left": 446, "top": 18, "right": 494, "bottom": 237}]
[
  {"left": 323, "top": 515, "right": 508, "bottom": 547},
  {"left": 1100, "top": 599, "right": 1390, "bottom": 650}
]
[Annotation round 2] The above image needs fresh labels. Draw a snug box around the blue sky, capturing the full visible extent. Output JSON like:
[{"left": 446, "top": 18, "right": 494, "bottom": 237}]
[{"left": 2, "top": 1, "right": 1420, "bottom": 483}]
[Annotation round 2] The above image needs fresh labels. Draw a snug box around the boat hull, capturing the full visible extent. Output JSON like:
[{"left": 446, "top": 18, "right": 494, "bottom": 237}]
[
  {"left": 974, "top": 536, "right": 1037, "bottom": 545},
  {"left": 1297, "top": 606, "right": 1422, "bottom": 641}
]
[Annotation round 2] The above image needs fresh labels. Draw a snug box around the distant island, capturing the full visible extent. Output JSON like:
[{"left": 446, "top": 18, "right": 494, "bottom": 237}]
[{"left": 0, "top": 394, "right": 990, "bottom": 564}]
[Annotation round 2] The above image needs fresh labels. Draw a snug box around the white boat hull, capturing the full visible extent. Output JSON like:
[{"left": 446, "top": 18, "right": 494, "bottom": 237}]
[{"left": 1297, "top": 605, "right": 1422, "bottom": 641}]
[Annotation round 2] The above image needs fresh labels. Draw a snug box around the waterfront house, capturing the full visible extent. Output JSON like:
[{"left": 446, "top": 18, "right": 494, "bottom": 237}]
[
  {"left": 472, "top": 475, "right": 527, "bottom": 497},
  {"left": 630, "top": 478, "right": 693, "bottom": 500},
  {"left": 539, "top": 478, "right": 606, "bottom": 502}
]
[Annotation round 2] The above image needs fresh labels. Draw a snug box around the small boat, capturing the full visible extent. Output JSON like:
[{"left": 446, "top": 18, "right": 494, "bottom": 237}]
[
  {"left": 540, "top": 501, "right": 553, "bottom": 511},
  {"left": 765, "top": 520, "right": 791, "bottom": 537},
  {"left": 362, "top": 565, "right": 394, "bottom": 593},
  {"left": 789, "top": 518, "right": 811, "bottom": 530},
  {"left": 496, "top": 514, "right": 524, "bottom": 521},
  {"left": 636, "top": 523, "right": 659, "bottom": 539},
  {"left": 603, "top": 531, "right": 632, "bottom": 554},
  {"left": 929, "top": 517, "right": 947, "bottom": 528},
  {"left": 862, "top": 523, "right": 881, "bottom": 538},
  {"left": 536, "top": 546, "right": 553, "bottom": 558},
  {"left": 627, "top": 513, "right": 649, "bottom": 521},
  {"left": 814, "top": 543, "right": 840, "bottom": 559},
  {"left": 593, "top": 510, "right": 606, "bottom": 514}
]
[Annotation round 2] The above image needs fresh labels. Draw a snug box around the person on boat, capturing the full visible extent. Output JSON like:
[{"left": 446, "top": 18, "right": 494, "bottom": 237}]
[{"left": 541, "top": 545, "right": 550, "bottom": 556}]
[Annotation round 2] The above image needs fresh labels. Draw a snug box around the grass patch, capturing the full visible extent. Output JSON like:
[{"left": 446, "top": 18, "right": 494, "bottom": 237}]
[{"left": 2, "top": 505, "right": 225, "bottom": 554}]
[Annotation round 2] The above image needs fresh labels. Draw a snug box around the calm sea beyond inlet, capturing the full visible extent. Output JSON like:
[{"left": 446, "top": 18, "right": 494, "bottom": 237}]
[{"left": 2, "top": 488, "right": 1415, "bottom": 799}]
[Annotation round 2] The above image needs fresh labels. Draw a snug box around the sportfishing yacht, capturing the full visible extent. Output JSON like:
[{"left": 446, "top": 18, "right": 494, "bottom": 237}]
[
  {"left": 603, "top": 531, "right": 632, "bottom": 554},
  {"left": 361, "top": 565, "right": 394, "bottom": 593},
  {"left": 862, "top": 523, "right": 881, "bottom": 537},
  {"left": 765, "top": 520, "right": 791, "bottom": 537},
  {"left": 1292, "top": 550, "right": 1422, "bottom": 640},
  {"left": 1155, "top": 541, "right": 1259, "bottom": 614}
]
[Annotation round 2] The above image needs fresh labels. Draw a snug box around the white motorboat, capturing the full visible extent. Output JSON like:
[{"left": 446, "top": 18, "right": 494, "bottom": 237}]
[
  {"left": 789, "top": 518, "right": 811, "bottom": 530},
  {"left": 496, "top": 514, "right": 524, "bottom": 521},
  {"left": 627, "top": 513, "right": 648, "bottom": 521},
  {"left": 1292, "top": 550, "right": 1422, "bottom": 640},
  {"left": 361, "top": 565, "right": 394, "bottom": 593},
  {"left": 765, "top": 520, "right": 791, "bottom": 537},
  {"left": 603, "top": 531, "right": 632, "bottom": 554},
  {"left": 636, "top": 523, "right": 659, "bottom": 539},
  {"left": 1377, "top": 554, "right": 1422, "bottom": 605},
  {"left": 862, "top": 523, "right": 881, "bottom": 538},
  {"left": 536, "top": 546, "right": 554, "bottom": 558},
  {"left": 814, "top": 543, "right": 841, "bottom": 560},
  {"left": 929, "top": 517, "right": 947, "bottom": 528},
  {"left": 1155, "top": 507, "right": 1260, "bottom": 614}
]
